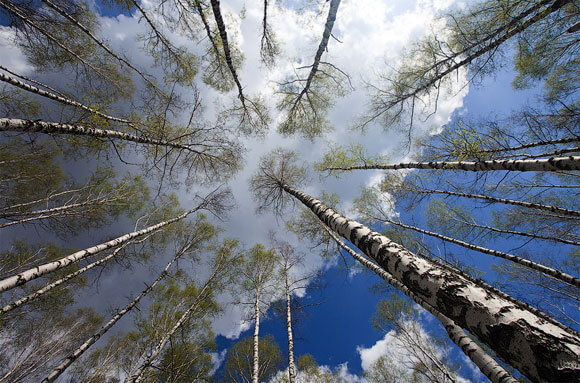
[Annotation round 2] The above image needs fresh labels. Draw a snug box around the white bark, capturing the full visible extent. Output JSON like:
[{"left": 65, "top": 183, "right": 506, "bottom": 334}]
[
  {"left": 326, "top": 155, "right": 580, "bottom": 172},
  {"left": 385, "top": 0, "right": 571, "bottom": 108},
  {"left": 384, "top": 219, "right": 580, "bottom": 288},
  {"left": 293, "top": 0, "right": 341, "bottom": 105},
  {"left": 285, "top": 270, "right": 296, "bottom": 383},
  {"left": 410, "top": 188, "right": 580, "bottom": 217},
  {"left": 41, "top": 245, "right": 184, "bottom": 383},
  {"left": 282, "top": 184, "right": 580, "bottom": 382},
  {"left": 0, "top": 118, "right": 198, "bottom": 152},
  {"left": 126, "top": 280, "right": 214, "bottom": 383},
  {"left": 1, "top": 245, "right": 127, "bottom": 313},
  {"left": 0, "top": 70, "right": 131, "bottom": 124},
  {"left": 252, "top": 286, "right": 261, "bottom": 383},
  {"left": 0, "top": 0, "right": 114, "bottom": 82},
  {"left": 0, "top": 199, "right": 103, "bottom": 228},
  {"left": 210, "top": 0, "right": 246, "bottom": 104},
  {"left": 0, "top": 205, "right": 204, "bottom": 293},
  {"left": 321, "top": 224, "right": 516, "bottom": 383}
]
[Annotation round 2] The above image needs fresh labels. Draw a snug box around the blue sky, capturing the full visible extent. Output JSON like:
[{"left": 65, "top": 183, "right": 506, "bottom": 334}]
[{"left": 0, "top": 0, "right": 577, "bottom": 382}]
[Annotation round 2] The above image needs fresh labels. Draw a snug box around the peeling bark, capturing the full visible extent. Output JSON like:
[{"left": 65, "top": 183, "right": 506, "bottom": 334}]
[
  {"left": 0, "top": 118, "right": 202, "bottom": 153},
  {"left": 321, "top": 224, "right": 517, "bottom": 383},
  {"left": 325, "top": 156, "right": 580, "bottom": 172},
  {"left": 282, "top": 184, "right": 580, "bottom": 382}
]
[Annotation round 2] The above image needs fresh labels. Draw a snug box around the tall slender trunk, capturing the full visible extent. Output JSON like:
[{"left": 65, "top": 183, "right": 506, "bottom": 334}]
[
  {"left": 0, "top": 71, "right": 131, "bottom": 125},
  {"left": 0, "top": 118, "right": 201, "bottom": 153},
  {"left": 285, "top": 269, "right": 296, "bottom": 383},
  {"left": 41, "top": 246, "right": 184, "bottom": 383},
  {"left": 405, "top": 187, "right": 580, "bottom": 217},
  {"left": 293, "top": 0, "right": 340, "bottom": 106},
  {"left": 0, "top": 204, "right": 205, "bottom": 293},
  {"left": 127, "top": 282, "right": 212, "bottom": 383},
  {"left": 480, "top": 136, "right": 580, "bottom": 154},
  {"left": 41, "top": 0, "right": 161, "bottom": 94},
  {"left": 448, "top": 216, "right": 580, "bottom": 246},
  {"left": 0, "top": 199, "right": 104, "bottom": 228},
  {"left": 252, "top": 286, "right": 261, "bottom": 383},
  {"left": 209, "top": 0, "right": 246, "bottom": 105},
  {"left": 324, "top": 155, "right": 580, "bottom": 172},
  {"left": 281, "top": 184, "right": 580, "bottom": 382},
  {"left": 383, "top": 218, "right": 579, "bottom": 288},
  {"left": 2, "top": 244, "right": 128, "bottom": 313},
  {"left": 0, "top": 64, "right": 66, "bottom": 96},
  {"left": 320, "top": 223, "right": 516, "bottom": 383}
]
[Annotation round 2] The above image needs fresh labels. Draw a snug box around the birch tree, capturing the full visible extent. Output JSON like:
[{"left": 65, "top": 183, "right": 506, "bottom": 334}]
[
  {"left": 0, "top": 187, "right": 231, "bottom": 293},
  {"left": 249, "top": 149, "right": 580, "bottom": 382},
  {"left": 0, "top": 307, "right": 103, "bottom": 383},
  {"left": 0, "top": 0, "right": 134, "bottom": 101},
  {"left": 125, "top": 238, "right": 240, "bottom": 383},
  {"left": 276, "top": 0, "right": 351, "bottom": 139},
  {"left": 371, "top": 294, "right": 461, "bottom": 383},
  {"left": 359, "top": 0, "right": 575, "bottom": 132},
  {"left": 236, "top": 243, "right": 280, "bottom": 383},
  {"left": 270, "top": 238, "right": 321, "bottom": 383},
  {"left": 40, "top": 228, "right": 203, "bottom": 383},
  {"left": 196, "top": 0, "right": 271, "bottom": 135},
  {"left": 222, "top": 335, "right": 283, "bottom": 383},
  {"left": 0, "top": 167, "right": 149, "bottom": 234}
]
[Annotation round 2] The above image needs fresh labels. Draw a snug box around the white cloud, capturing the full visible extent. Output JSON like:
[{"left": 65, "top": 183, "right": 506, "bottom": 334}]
[
  {"left": 0, "top": 26, "right": 33, "bottom": 73},
  {"left": 209, "top": 349, "right": 228, "bottom": 375}
]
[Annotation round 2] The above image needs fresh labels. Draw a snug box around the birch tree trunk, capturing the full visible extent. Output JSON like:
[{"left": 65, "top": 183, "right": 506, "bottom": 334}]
[
  {"left": 0, "top": 71, "right": 131, "bottom": 124},
  {"left": 324, "top": 155, "right": 580, "bottom": 172},
  {"left": 0, "top": 204, "right": 205, "bottom": 292},
  {"left": 479, "top": 136, "right": 580, "bottom": 155},
  {"left": 252, "top": 286, "right": 261, "bottom": 383},
  {"left": 1, "top": 244, "right": 128, "bottom": 313},
  {"left": 406, "top": 187, "right": 580, "bottom": 217},
  {"left": 0, "top": 199, "right": 105, "bottom": 229},
  {"left": 281, "top": 184, "right": 580, "bottom": 382},
  {"left": 447, "top": 215, "right": 580, "bottom": 246},
  {"left": 320, "top": 223, "right": 517, "bottom": 383},
  {"left": 126, "top": 279, "right": 214, "bottom": 383},
  {"left": 41, "top": 246, "right": 185, "bottom": 383},
  {"left": 382, "top": 218, "right": 579, "bottom": 288},
  {"left": 293, "top": 0, "right": 340, "bottom": 106},
  {"left": 285, "top": 271, "right": 296, "bottom": 383},
  {"left": 210, "top": 0, "right": 246, "bottom": 104},
  {"left": 0, "top": 118, "right": 200, "bottom": 152}
]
